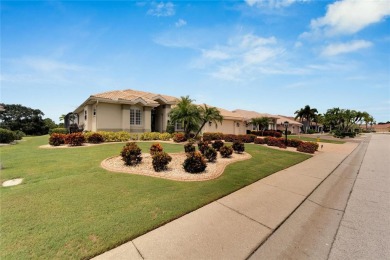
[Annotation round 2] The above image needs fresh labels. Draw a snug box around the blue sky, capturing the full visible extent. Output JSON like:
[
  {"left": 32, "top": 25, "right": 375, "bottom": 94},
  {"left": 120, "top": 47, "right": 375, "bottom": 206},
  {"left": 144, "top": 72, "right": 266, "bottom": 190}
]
[{"left": 1, "top": 0, "right": 390, "bottom": 123}]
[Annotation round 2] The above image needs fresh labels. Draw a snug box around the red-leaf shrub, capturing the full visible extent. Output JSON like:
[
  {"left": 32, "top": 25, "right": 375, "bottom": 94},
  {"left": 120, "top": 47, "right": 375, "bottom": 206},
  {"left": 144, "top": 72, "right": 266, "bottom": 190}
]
[
  {"left": 173, "top": 133, "right": 187, "bottom": 143},
  {"left": 203, "top": 132, "right": 224, "bottom": 141},
  {"left": 184, "top": 142, "right": 196, "bottom": 153},
  {"left": 253, "top": 130, "right": 283, "bottom": 137},
  {"left": 152, "top": 152, "right": 172, "bottom": 172},
  {"left": 219, "top": 145, "right": 233, "bottom": 158},
  {"left": 204, "top": 146, "right": 217, "bottom": 162},
  {"left": 183, "top": 151, "right": 207, "bottom": 173},
  {"left": 64, "top": 133, "right": 85, "bottom": 146},
  {"left": 223, "top": 134, "right": 239, "bottom": 142},
  {"left": 254, "top": 138, "right": 265, "bottom": 144},
  {"left": 120, "top": 142, "right": 142, "bottom": 166},
  {"left": 287, "top": 139, "right": 304, "bottom": 148},
  {"left": 49, "top": 133, "right": 66, "bottom": 146},
  {"left": 150, "top": 143, "right": 163, "bottom": 156},
  {"left": 197, "top": 141, "right": 210, "bottom": 154},
  {"left": 87, "top": 132, "right": 104, "bottom": 144},
  {"left": 212, "top": 140, "right": 224, "bottom": 151},
  {"left": 232, "top": 141, "right": 245, "bottom": 153},
  {"left": 238, "top": 134, "right": 256, "bottom": 143},
  {"left": 266, "top": 137, "right": 285, "bottom": 147},
  {"left": 297, "top": 142, "right": 318, "bottom": 154}
]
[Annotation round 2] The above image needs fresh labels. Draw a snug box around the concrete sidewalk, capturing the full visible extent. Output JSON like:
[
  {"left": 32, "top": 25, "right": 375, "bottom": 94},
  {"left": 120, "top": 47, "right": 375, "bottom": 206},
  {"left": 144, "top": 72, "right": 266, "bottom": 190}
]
[{"left": 94, "top": 141, "right": 359, "bottom": 260}]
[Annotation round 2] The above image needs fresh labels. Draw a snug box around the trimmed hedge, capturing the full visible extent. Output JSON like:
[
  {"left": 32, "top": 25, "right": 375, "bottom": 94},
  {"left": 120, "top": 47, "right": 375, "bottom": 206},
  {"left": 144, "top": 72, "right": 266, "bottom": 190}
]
[
  {"left": 49, "top": 133, "right": 66, "bottom": 146},
  {"left": 86, "top": 133, "right": 104, "bottom": 144},
  {"left": 203, "top": 132, "right": 224, "bottom": 141},
  {"left": 254, "top": 138, "right": 265, "bottom": 144},
  {"left": 140, "top": 132, "right": 161, "bottom": 141},
  {"left": 297, "top": 142, "right": 317, "bottom": 154},
  {"left": 64, "top": 133, "right": 85, "bottom": 146},
  {"left": 251, "top": 130, "right": 282, "bottom": 138}
]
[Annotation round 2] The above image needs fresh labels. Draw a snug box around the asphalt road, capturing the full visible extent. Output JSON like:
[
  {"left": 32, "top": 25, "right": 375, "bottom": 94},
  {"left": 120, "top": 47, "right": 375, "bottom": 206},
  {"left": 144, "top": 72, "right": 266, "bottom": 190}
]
[{"left": 249, "top": 134, "right": 390, "bottom": 260}]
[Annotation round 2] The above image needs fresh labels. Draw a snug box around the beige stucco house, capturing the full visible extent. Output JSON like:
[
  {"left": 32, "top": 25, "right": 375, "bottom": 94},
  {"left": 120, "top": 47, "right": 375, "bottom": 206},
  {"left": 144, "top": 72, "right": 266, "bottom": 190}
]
[
  {"left": 74, "top": 89, "right": 177, "bottom": 132},
  {"left": 73, "top": 89, "right": 302, "bottom": 135},
  {"left": 276, "top": 115, "right": 302, "bottom": 134}
]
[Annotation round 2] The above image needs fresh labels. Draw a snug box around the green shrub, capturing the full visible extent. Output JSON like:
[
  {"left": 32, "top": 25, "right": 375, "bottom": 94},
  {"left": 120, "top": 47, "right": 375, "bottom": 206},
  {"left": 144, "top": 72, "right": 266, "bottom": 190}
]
[
  {"left": 166, "top": 122, "right": 175, "bottom": 134},
  {"left": 204, "top": 146, "right": 217, "bottom": 162},
  {"left": 184, "top": 142, "right": 196, "bottom": 153},
  {"left": 0, "top": 128, "right": 16, "bottom": 143},
  {"left": 159, "top": 132, "right": 171, "bottom": 141},
  {"left": 173, "top": 133, "right": 186, "bottom": 143},
  {"left": 129, "top": 133, "right": 139, "bottom": 140},
  {"left": 86, "top": 133, "right": 104, "bottom": 144},
  {"left": 232, "top": 141, "right": 245, "bottom": 153},
  {"left": 49, "top": 128, "right": 68, "bottom": 135},
  {"left": 64, "top": 133, "right": 85, "bottom": 146},
  {"left": 140, "top": 132, "right": 160, "bottom": 141},
  {"left": 212, "top": 140, "right": 224, "bottom": 151},
  {"left": 49, "top": 133, "right": 66, "bottom": 146},
  {"left": 183, "top": 151, "right": 207, "bottom": 173},
  {"left": 219, "top": 145, "right": 233, "bottom": 158},
  {"left": 13, "top": 130, "right": 26, "bottom": 140},
  {"left": 98, "top": 131, "right": 130, "bottom": 142},
  {"left": 287, "top": 139, "right": 304, "bottom": 148},
  {"left": 297, "top": 142, "right": 317, "bottom": 154},
  {"left": 152, "top": 152, "right": 172, "bottom": 172},
  {"left": 120, "top": 142, "right": 142, "bottom": 166},
  {"left": 307, "top": 129, "right": 316, "bottom": 134},
  {"left": 150, "top": 143, "right": 163, "bottom": 156}
]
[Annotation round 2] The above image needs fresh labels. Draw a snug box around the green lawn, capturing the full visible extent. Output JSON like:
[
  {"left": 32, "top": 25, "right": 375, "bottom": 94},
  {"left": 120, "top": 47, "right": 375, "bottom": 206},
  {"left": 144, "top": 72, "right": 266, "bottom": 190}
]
[
  {"left": 1, "top": 136, "right": 311, "bottom": 259},
  {"left": 287, "top": 135, "right": 345, "bottom": 144}
]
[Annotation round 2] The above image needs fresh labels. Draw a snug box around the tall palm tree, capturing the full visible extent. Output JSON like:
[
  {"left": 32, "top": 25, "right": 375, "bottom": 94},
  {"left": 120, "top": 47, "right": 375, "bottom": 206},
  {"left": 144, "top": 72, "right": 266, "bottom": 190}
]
[
  {"left": 295, "top": 105, "right": 318, "bottom": 133},
  {"left": 194, "top": 104, "right": 223, "bottom": 138},
  {"left": 169, "top": 96, "right": 201, "bottom": 138}
]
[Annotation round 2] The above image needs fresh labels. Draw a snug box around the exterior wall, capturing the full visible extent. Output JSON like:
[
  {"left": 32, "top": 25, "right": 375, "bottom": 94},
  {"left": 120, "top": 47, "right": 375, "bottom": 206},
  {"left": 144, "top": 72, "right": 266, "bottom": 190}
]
[
  {"left": 154, "top": 105, "right": 172, "bottom": 133},
  {"left": 201, "top": 119, "right": 246, "bottom": 135},
  {"left": 143, "top": 107, "right": 152, "bottom": 132},
  {"left": 96, "top": 103, "right": 123, "bottom": 131},
  {"left": 277, "top": 124, "right": 301, "bottom": 134}
]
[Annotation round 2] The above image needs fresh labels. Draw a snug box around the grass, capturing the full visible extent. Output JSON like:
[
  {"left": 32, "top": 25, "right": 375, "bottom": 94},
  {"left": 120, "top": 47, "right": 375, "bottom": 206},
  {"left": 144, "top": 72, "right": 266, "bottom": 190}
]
[
  {"left": 287, "top": 135, "right": 345, "bottom": 144},
  {"left": 1, "top": 136, "right": 311, "bottom": 259}
]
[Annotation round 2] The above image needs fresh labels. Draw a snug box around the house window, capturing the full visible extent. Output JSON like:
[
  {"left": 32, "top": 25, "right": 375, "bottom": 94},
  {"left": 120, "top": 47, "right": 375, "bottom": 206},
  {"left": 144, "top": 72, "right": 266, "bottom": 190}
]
[
  {"left": 130, "top": 108, "right": 142, "bottom": 125},
  {"left": 93, "top": 108, "right": 96, "bottom": 116},
  {"left": 175, "top": 121, "right": 185, "bottom": 131},
  {"left": 84, "top": 110, "right": 87, "bottom": 120}
]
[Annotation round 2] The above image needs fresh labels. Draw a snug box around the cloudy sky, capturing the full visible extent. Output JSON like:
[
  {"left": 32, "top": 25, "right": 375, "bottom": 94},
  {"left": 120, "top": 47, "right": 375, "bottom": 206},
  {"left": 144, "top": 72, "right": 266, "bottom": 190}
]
[{"left": 1, "top": 0, "right": 389, "bottom": 123}]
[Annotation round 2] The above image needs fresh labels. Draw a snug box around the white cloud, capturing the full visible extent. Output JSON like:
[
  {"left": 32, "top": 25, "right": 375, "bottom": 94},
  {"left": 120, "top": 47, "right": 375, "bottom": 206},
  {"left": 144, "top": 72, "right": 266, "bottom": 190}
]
[
  {"left": 147, "top": 2, "right": 175, "bottom": 17},
  {"left": 202, "top": 49, "right": 230, "bottom": 60},
  {"left": 175, "top": 19, "right": 187, "bottom": 27},
  {"left": 310, "top": 0, "right": 390, "bottom": 36},
  {"left": 321, "top": 40, "right": 373, "bottom": 56},
  {"left": 245, "top": 0, "right": 309, "bottom": 8}
]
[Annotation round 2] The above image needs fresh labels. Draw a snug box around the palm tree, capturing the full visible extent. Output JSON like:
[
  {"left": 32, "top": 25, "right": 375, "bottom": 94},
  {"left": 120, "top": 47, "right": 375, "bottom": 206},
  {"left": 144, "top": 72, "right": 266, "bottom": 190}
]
[
  {"left": 295, "top": 105, "right": 318, "bottom": 133},
  {"left": 169, "top": 96, "right": 201, "bottom": 138},
  {"left": 251, "top": 117, "right": 269, "bottom": 135},
  {"left": 194, "top": 104, "right": 223, "bottom": 138}
]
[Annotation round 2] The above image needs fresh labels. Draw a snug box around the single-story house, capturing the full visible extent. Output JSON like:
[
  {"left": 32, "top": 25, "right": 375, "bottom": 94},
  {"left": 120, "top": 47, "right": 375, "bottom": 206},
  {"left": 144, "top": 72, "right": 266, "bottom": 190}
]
[
  {"left": 231, "top": 109, "right": 279, "bottom": 133},
  {"left": 199, "top": 106, "right": 246, "bottom": 135},
  {"left": 73, "top": 89, "right": 177, "bottom": 133},
  {"left": 276, "top": 115, "right": 303, "bottom": 134}
]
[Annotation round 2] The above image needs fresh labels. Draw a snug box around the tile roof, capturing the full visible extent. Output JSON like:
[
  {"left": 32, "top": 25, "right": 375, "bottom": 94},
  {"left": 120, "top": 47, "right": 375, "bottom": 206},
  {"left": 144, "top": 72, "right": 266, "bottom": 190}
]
[
  {"left": 277, "top": 115, "right": 302, "bottom": 125},
  {"left": 232, "top": 109, "right": 279, "bottom": 120},
  {"left": 92, "top": 89, "right": 178, "bottom": 105}
]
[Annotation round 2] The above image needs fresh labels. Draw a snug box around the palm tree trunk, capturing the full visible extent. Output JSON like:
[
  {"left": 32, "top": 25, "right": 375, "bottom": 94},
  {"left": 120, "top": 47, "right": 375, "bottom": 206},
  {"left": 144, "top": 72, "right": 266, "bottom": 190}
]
[{"left": 194, "top": 121, "right": 207, "bottom": 139}]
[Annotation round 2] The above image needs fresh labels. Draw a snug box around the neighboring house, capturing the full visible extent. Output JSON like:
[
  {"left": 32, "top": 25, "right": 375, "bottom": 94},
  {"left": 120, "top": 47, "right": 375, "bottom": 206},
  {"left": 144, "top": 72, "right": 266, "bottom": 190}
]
[
  {"left": 372, "top": 123, "right": 390, "bottom": 132},
  {"left": 200, "top": 106, "right": 246, "bottom": 135},
  {"left": 232, "top": 109, "right": 279, "bottom": 133},
  {"left": 276, "top": 115, "right": 302, "bottom": 134},
  {"left": 73, "top": 89, "right": 177, "bottom": 132}
]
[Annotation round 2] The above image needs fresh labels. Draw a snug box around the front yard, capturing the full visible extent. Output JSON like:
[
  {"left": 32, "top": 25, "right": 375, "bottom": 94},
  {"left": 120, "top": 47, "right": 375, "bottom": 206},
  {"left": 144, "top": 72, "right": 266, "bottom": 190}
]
[{"left": 1, "top": 136, "right": 310, "bottom": 259}]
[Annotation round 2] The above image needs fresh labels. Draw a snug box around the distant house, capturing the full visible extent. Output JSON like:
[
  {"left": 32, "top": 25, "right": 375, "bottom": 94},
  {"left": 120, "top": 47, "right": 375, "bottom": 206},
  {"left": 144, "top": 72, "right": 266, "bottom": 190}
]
[
  {"left": 232, "top": 109, "right": 279, "bottom": 133},
  {"left": 199, "top": 106, "right": 246, "bottom": 135},
  {"left": 73, "top": 89, "right": 177, "bottom": 132},
  {"left": 276, "top": 115, "right": 303, "bottom": 134}
]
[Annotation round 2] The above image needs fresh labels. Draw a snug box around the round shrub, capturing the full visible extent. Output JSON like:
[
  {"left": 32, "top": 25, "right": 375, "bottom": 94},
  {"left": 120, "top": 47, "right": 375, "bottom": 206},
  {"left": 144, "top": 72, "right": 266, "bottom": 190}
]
[
  {"left": 173, "top": 133, "right": 187, "bottom": 143},
  {"left": 120, "top": 142, "right": 142, "bottom": 166},
  {"left": 64, "top": 133, "right": 85, "bottom": 146},
  {"left": 212, "top": 140, "right": 224, "bottom": 151},
  {"left": 49, "top": 133, "right": 66, "bottom": 146},
  {"left": 159, "top": 132, "right": 171, "bottom": 141},
  {"left": 150, "top": 143, "right": 163, "bottom": 156},
  {"left": 184, "top": 142, "right": 196, "bottom": 153},
  {"left": 197, "top": 141, "right": 210, "bottom": 154},
  {"left": 152, "top": 152, "right": 172, "bottom": 172},
  {"left": 204, "top": 146, "right": 217, "bottom": 162},
  {"left": 0, "top": 128, "right": 16, "bottom": 143},
  {"left": 232, "top": 141, "right": 245, "bottom": 154},
  {"left": 219, "top": 145, "right": 233, "bottom": 158},
  {"left": 87, "top": 132, "right": 104, "bottom": 144},
  {"left": 14, "top": 130, "right": 26, "bottom": 140},
  {"left": 183, "top": 151, "right": 207, "bottom": 173}
]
